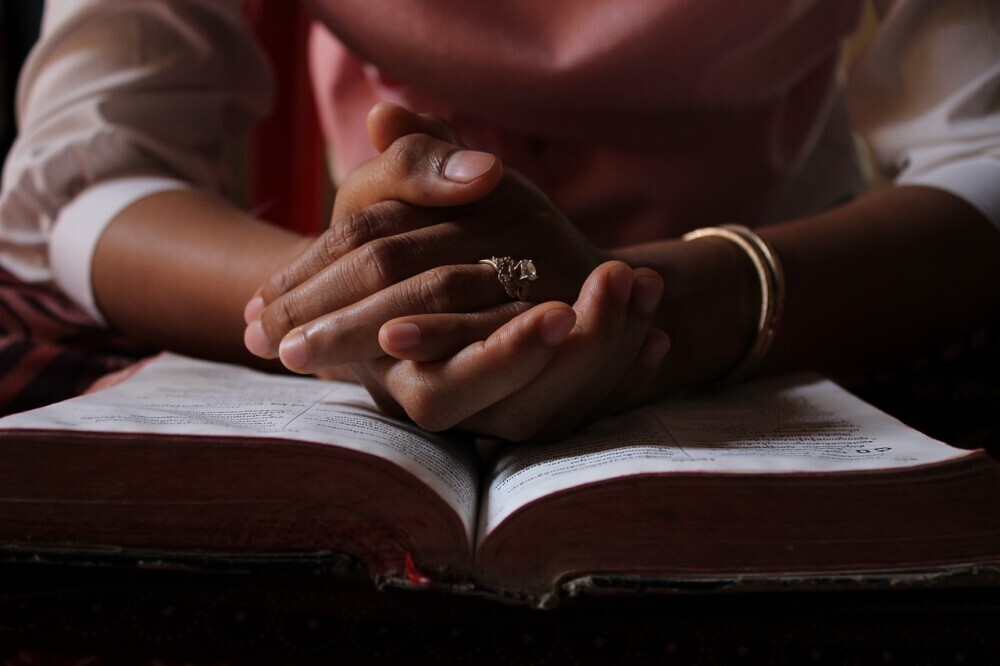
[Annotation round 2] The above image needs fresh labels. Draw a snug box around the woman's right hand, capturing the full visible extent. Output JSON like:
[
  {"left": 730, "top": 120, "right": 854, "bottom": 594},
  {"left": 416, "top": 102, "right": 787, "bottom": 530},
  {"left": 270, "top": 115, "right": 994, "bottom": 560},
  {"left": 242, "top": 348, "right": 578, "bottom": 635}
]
[{"left": 244, "top": 104, "right": 607, "bottom": 373}]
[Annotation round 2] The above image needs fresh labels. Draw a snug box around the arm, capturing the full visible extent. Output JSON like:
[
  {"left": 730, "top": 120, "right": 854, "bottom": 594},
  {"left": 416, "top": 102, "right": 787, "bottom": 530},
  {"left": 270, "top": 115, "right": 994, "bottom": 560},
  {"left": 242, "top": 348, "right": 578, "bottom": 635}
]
[
  {"left": 640, "top": 0, "right": 1000, "bottom": 392},
  {"left": 92, "top": 189, "right": 309, "bottom": 364},
  {"left": 0, "top": 1, "right": 300, "bottom": 364},
  {"left": 619, "top": 185, "right": 1000, "bottom": 397}
]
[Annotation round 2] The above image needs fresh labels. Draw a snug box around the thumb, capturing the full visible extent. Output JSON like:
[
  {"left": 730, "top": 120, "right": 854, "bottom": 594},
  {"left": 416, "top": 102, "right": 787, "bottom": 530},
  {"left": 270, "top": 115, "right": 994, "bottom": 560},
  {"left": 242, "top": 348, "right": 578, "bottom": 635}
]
[{"left": 333, "top": 130, "right": 503, "bottom": 214}]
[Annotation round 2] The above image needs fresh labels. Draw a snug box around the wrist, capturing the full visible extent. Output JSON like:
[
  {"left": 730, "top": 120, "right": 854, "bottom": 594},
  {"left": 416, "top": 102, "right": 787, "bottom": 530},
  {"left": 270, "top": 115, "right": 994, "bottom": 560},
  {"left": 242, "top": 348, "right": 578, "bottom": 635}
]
[
  {"left": 615, "top": 235, "right": 760, "bottom": 395},
  {"left": 681, "top": 225, "right": 785, "bottom": 385}
]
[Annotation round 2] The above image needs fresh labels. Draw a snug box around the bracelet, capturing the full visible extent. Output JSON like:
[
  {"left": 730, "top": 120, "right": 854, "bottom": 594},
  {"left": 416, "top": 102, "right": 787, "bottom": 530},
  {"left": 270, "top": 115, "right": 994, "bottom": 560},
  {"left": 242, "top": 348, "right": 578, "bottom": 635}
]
[{"left": 681, "top": 224, "right": 785, "bottom": 385}]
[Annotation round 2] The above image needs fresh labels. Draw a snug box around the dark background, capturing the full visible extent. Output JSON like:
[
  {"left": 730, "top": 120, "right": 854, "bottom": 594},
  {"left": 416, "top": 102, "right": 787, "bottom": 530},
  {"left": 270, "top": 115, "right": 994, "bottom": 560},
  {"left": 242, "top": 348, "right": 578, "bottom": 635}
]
[{"left": 0, "top": 0, "right": 43, "bottom": 162}]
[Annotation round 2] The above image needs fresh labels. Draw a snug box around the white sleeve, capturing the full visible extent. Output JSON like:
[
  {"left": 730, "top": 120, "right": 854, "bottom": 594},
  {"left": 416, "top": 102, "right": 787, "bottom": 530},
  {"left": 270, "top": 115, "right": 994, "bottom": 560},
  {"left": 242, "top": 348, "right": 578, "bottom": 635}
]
[
  {"left": 49, "top": 175, "right": 190, "bottom": 324},
  {"left": 847, "top": 0, "right": 1000, "bottom": 229},
  {"left": 0, "top": 0, "right": 273, "bottom": 315}
]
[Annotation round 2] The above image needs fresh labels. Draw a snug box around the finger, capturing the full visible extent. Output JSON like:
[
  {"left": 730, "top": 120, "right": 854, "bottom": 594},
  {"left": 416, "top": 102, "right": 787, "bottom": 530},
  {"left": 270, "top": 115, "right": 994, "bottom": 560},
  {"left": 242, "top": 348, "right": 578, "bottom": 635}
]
[
  {"left": 353, "top": 262, "right": 661, "bottom": 438},
  {"left": 346, "top": 360, "right": 409, "bottom": 420},
  {"left": 579, "top": 269, "right": 669, "bottom": 420},
  {"left": 459, "top": 263, "right": 669, "bottom": 442},
  {"left": 525, "top": 268, "right": 667, "bottom": 438},
  {"left": 593, "top": 326, "right": 671, "bottom": 420},
  {"left": 248, "top": 128, "right": 504, "bottom": 323},
  {"left": 379, "top": 301, "right": 531, "bottom": 362},
  {"left": 366, "top": 102, "right": 463, "bottom": 151},
  {"left": 334, "top": 132, "right": 502, "bottom": 216},
  {"left": 365, "top": 261, "right": 633, "bottom": 438},
  {"left": 364, "top": 301, "right": 578, "bottom": 432},
  {"left": 247, "top": 224, "right": 496, "bottom": 360},
  {"left": 458, "top": 261, "right": 637, "bottom": 440},
  {"left": 275, "top": 263, "right": 509, "bottom": 372},
  {"left": 252, "top": 200, "right": 444, "bottom": 313}
]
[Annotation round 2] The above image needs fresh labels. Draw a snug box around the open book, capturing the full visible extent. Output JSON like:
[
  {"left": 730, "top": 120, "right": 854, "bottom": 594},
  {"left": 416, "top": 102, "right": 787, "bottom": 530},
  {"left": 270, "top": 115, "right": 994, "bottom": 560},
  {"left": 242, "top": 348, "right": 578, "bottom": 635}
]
[{"left": 1, "top": 354, "right": 998, "bottom": 607}]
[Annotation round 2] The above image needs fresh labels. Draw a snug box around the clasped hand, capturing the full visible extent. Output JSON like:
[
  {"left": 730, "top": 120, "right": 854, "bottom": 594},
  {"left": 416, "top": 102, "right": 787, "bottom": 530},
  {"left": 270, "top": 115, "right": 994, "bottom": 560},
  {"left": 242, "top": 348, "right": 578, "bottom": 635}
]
[{"left": 244, "top": 104, "right": 670, "bottom": 440}]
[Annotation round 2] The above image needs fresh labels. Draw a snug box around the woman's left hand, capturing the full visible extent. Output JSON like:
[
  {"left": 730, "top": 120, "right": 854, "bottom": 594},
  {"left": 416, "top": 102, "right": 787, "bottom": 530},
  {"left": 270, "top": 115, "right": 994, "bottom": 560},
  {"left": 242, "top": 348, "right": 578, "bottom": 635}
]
[
  {"left": 245, "top": 104, "right": 606, "bottom": 373},
  {"left": 352, "top": 260, "right": 670, "bottom": 441}
]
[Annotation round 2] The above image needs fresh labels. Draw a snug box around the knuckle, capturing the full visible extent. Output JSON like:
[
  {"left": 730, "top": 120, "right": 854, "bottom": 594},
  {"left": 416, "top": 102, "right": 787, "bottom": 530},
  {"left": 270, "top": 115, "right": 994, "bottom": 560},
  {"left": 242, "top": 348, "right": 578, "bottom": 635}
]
[
  {"left": 385, "top": 134, "right": 432, "bottom": 173},
  {"left": 260, "top": 268, "right": 297, "bottom": 303},
  {"left": 323, "top": 223, "right": 350, "bottom": 262},
  {"left": 410, "top": 266, "right": 466, "bottom": 314},
  {"left": 275, "top": 296, "right": 303, "bottom": 331},
  {"left": 332, "top": 210, "right": 373, "bottom": 256},
  {"left": 357, "top": 236, "right": 407, "bottom": 289},
  {"left": 402, "top": 386, "right": 455, "bottom": 433},
  {"left": 385, "top": 133, "right": 441, "bottom": 181},
  {"left": 259, "top": 294, "right": 302, "bottom": 342},
  {"left": 334, "top": 202, "right": 399, "bottom": 255}
]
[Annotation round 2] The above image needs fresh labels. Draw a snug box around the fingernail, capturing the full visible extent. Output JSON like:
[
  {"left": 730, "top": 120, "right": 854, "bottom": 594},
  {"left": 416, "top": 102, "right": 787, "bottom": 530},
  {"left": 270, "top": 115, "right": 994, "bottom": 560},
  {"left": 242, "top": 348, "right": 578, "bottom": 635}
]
[
  {"left": 541, "top": 309, "right": 576, "bottom": 346},
  {"left": 382, "top": 322, "right": 421, "bottom": 351},
  {"left": 639, "top": 332, "right": 671, "bottom": 369},
  {"left": 633, "top": 276, "right": 663, "bottom": 316},
  {"left": 244, "top": 296, "right": 264, "bottom": 324},
  {"left": 609, "top": 264, "right": 632, "bottom": 304},
  {"left": 279, "top": 330, "right": 309, "bottom": 370},
  {"left": 243, "top": 320, "right": 273, "bottom": 358},
  {"left": 443, "top": 150, "right": 495, "bottom": 183}
]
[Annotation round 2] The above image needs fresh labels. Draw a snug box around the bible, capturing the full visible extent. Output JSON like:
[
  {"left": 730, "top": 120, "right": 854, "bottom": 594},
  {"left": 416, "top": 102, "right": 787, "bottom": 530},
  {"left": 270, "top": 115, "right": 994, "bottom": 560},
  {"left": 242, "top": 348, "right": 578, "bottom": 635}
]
[{"left": 1, "top": 354, "right": 998, "bottom": 607}]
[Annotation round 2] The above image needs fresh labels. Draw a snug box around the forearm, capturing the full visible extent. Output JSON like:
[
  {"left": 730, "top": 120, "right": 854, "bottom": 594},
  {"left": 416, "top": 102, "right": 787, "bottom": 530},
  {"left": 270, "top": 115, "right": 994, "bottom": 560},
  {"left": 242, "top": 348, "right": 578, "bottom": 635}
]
[
  {"left": 616, "top": 185, "right": 1000, "bottom": 395},
  {"left": 92, "top": 190, "right": 310, "bottom": 364},
  {"left": 761, "top": 186, "right": 999, "bottom": 376}
]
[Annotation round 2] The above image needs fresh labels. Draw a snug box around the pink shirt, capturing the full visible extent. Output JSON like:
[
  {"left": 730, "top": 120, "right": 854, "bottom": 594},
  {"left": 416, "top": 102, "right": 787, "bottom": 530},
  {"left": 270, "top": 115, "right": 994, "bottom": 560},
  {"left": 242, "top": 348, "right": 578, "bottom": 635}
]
[{"left": 308, "top": 0, "right": 861, "bottom": 245}]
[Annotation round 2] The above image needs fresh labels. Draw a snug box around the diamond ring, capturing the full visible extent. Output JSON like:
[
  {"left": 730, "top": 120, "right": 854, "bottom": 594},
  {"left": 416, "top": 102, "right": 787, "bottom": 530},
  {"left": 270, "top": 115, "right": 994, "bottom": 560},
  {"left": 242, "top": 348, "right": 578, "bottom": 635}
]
[{"left": 478, "top": 256, "right": 538, "bottom": 301}]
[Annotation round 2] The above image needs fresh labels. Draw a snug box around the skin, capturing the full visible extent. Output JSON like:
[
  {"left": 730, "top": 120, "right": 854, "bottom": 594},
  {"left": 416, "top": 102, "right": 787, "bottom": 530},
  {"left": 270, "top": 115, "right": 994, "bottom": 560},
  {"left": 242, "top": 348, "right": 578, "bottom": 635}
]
[
  {"left": 92, "top": 189, "right": 311, "bottom": 368},
  {"left": 92, "top": 103, "right": 1000, "bottom": 441}
]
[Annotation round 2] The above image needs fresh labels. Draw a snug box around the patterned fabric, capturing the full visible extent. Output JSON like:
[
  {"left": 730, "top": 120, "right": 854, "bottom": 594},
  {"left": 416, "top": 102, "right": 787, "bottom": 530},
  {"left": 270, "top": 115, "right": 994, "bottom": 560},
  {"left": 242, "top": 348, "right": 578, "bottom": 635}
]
[{"left": 0, "top": 268, "right": 150, "bottom": 417}]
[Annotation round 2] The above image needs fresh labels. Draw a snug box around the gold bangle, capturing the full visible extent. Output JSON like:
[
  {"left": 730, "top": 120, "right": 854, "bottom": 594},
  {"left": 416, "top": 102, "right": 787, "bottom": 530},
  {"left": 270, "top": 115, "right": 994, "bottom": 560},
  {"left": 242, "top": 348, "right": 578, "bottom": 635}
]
[{"left": 681, "top": 224, "right": 784, "bottom": 384}]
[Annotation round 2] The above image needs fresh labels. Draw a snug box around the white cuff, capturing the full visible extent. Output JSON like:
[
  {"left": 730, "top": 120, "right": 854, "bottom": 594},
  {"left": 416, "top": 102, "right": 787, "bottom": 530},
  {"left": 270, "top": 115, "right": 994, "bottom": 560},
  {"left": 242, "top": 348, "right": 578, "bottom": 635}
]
[
  {"left": 898, "top": 157, "right": 1000, "bottom": 232},
  {"left": 49, "top": 176, "right": 193, "bottom": 326}
]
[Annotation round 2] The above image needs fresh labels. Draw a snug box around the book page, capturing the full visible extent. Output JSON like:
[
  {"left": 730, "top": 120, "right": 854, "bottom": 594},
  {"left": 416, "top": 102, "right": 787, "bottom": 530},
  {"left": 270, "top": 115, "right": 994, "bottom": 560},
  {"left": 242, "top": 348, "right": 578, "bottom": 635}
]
[
  {"left": 479, "top": 375, "right": 971, "bottom": 539},
  {"left": 0, "top": 355, "right": 479, "bottom": 538}
]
